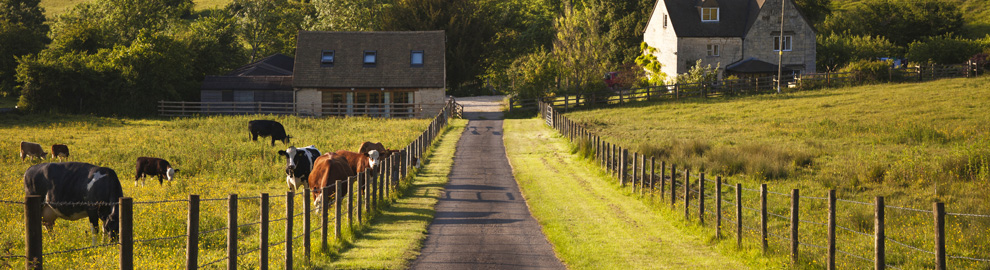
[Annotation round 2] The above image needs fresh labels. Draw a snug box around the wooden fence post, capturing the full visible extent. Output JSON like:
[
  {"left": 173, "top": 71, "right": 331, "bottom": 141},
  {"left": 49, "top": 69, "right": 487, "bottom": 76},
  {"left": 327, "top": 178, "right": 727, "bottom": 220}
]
[
  {"left": 632, "top": 153, "right": 638, "bottom": 192},
  {"left": 357, "top": 173, "right": 364, "bottom": 224},
  {"left": 660, "top": 161, "right": 666, "bottom": 200},
  {"left": 684, "top": 169, "right": 690, "bottom": 220},
  {"left": 348, "top": 176, "right": 354, "bottom": 230},
  {"left": 285, "top": 192, "right": 293, "bottom": 270},
  {"left": 875, "top": 196, "right": 885, "bottom": 270},
  {"left": 716, "top": 176, "right": 722, "bottom": 238},
  {"left": 260, "top": 193, "right": 269, "bottom": 270},
  {"left": 364, "top": 172, "right": 371, "bottom": 215},
  {"left": 649, "top": 157, "right": 656, "bottom": 193},
  {"left": 828, "top": 190, "right": 836, "bottom": 270},
  {"left": 321, "top": 187, "right": 328, "bottom": 251},
  {"left": 25, "top": 195, "right": 42, "bottom": 270},
  {"left": 641, "top": 155, "right": 647, "bottom": 195},
  {"left": 791, "top": 189, "right": 799, "bottom": 266},
  {"left": 120, "top": 197, "right": 133, "bottom": 270},
  {"left": 620, "top": 149, "right": 628, "bottom": 186},
  {"left": 700, "top": 172, "right": 706, "bottom": 225},
  {"left": 228, "top": 194, "right": 238, "bottom": 270},
  {"left": 304, "top": 189, "right": 310, "bottom": 261},
  {"left": 736, "top": 183, "right": 743, "bottom": 247},
  {"left": 670, "top": 164, "right": 677, "bottom": 206},
  {"left": 761, "top": 184, "right": 768, "bottom": 254},
  {"left": 187, "top": 194, "right": 199, "bottom": 270},
  {"left": 400, "top": 149, "right": 407, "bottom": 179},
  {"left": 934, "top": 202, "right": 946, "bottom": 270},
  {"left": 335, "top": 181, "right": 342, "bottom": 240}
]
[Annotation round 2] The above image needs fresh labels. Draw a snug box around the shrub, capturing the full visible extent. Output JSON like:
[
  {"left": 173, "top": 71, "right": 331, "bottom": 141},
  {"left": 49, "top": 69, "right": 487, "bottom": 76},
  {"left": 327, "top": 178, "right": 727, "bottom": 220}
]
[
  {"left": 906, "top": 34, "right": 982, "bottom": 65},
  {"left": 840, "top": 59, "right": 892, "bottom": 84}
]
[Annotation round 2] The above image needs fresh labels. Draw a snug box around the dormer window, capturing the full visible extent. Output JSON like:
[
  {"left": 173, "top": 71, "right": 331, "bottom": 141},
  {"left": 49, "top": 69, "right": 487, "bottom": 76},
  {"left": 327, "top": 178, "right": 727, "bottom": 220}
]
[
  {"left": 702, "top": 8, "right": 719, "bottom": 22},
  {"left": 321, "top": 50, "right": 335, "bottom": 67},
  {"left": 410, "top": 50, "right": 424, "bottom": 67},
  {"left": 363, "top": 51, "right": 377, "bottom": 67}
]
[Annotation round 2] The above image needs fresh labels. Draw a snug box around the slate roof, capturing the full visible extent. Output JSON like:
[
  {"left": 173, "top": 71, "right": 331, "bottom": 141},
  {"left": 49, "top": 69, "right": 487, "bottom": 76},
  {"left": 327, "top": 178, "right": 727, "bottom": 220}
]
[
  {"left": 648, "top": 0, "right": 812, "bottom": 38},
  {"left": 226, "top": 53, "right": 294, "bottom": 76},
  {"left": 293, "top": 31, "right": 446, "bottom": 89}
]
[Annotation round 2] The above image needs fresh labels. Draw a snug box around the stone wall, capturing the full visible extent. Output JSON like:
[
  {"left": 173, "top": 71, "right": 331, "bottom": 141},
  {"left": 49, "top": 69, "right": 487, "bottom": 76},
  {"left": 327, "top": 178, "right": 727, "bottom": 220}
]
[
  {"left": 643, "top": 4, "right": 680, "bottom": 82},
  {"left": 415, "top": 88, "right": 446, "bottom": 118},
  {"left": 742, "top": 0, "right": 817, "bottom": 73},
  {"left": 677, "top": 37, "right": 744, "bottom": 78},
  {"left": 295, "top": 88, "right": 322, "bottom": 116}
]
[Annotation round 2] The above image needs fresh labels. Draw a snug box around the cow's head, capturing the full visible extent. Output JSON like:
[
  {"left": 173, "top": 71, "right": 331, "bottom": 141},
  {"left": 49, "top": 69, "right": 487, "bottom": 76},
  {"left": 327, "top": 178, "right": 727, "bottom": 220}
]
[
  {"left": 367, "top": 150, "right": 380, "bottom": 169},
  {"left": 166, "top": 167, "right": 177, "bottom": 181},
  {"left": 278, "top": 147, "right": 300, "bottom": 177},
  {"left": 103, "top": 205, "right": 120, "bottom": 241},
  {"left": 282, "top": 135, "right": 292, "bottom": 145}
]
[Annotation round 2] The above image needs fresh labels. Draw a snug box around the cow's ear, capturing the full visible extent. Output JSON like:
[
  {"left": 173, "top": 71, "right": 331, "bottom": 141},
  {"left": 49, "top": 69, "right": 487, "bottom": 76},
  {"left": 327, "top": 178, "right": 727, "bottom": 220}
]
[{"left": 277, "top": 150, "right": 288, "bottom": 156}]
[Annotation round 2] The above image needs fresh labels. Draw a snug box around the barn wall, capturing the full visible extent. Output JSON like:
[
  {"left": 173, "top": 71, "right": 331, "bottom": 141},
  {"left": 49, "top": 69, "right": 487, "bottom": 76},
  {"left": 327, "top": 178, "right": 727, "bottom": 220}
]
[
  {"left": 296, "top": 88, "right": 322, "bottom": 116},
  {"left": 415, "top": 88, "right": 445, "bottom": 118}
]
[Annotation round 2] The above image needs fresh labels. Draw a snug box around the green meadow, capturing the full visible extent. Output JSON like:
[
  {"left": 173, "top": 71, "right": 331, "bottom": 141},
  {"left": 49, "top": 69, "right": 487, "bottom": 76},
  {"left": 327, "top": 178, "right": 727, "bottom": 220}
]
[
  {"left": 562, "top": 76, "right": 990, "bottom": 268},
  {"left": 0, "top": 113, "right": 430, "bottom": 269}
]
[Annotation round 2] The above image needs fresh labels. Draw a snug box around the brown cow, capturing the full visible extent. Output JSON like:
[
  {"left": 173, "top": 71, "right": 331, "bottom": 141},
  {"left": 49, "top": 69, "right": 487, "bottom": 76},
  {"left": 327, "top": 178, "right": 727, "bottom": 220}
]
[
  {"left": 334, "top": 149, "right": 379, "bottom": 175},
  {"left": 51, "top": 144, "right": 70, "bottom": 160},
  {"left": 20, "top": 141, "right": 46, "bottom": 161},
  {"left": 360, "top": 141, "right": 419, "bottom": 168},
  {"left": 308, "top": 152, "right": 356, "bottom": 211}
]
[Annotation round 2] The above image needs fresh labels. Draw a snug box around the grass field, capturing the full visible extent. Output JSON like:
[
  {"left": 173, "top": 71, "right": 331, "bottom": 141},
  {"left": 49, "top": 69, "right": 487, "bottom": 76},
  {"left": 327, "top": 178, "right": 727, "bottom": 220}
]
[
  {"left": 310, "top": 119, "right": 465, "bottom": 269},
  {"left": 504, "top": 118, "right": 768, "bottom": 269},
  {"left": 0, "top": 113, "right": 431, "bottom": 268},
  {"left": 562, "top": 76, "right": 990, "bottom": 268}
]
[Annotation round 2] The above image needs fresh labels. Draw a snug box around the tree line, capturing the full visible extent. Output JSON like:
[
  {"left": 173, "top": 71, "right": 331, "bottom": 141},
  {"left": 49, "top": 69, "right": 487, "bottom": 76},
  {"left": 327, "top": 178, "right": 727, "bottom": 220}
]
[{"left": 1, "top": 0, "right": 989, "bottom": 115}]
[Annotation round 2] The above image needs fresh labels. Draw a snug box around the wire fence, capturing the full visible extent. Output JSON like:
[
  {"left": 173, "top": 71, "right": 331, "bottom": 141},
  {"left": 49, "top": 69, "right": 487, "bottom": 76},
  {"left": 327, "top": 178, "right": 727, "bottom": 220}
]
[{"left": 541, "top": 100, "right": 990, "bottom": 269}]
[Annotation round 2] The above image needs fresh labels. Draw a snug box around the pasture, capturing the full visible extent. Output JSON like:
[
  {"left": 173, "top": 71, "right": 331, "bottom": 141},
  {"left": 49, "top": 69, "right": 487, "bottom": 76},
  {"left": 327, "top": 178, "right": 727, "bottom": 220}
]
[
  {"left": 561, "top": 76, "right": 990, "bottom": 268},
  {"left": 0, "top": 113, "right": 429, "bottom": 268}
]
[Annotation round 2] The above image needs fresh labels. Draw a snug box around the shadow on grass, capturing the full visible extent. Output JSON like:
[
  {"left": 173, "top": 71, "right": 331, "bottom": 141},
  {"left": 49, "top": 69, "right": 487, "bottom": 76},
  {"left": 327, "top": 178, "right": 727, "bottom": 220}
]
[{"left": 554, "top": 90, "right": 844, "bottom": 114}]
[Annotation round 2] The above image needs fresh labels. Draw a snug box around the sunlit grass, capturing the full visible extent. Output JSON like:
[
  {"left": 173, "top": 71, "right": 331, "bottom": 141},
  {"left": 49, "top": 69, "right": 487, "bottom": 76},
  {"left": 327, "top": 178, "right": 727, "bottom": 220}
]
[
  {"left": 0, "top": 113, "right": 430, "bottom": 268},
  {"left": 563, "top": 76, "right": 990, "bottom": 268}
]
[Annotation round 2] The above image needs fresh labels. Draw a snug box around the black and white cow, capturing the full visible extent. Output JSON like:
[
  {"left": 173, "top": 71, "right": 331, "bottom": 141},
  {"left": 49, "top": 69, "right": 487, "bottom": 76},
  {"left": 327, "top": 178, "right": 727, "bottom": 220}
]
[
  {"left": 278, "top": 145, "right": 320, "bottom": 192},
  {"left": 23, "top": 162, "right": 123, "bottom": 241},
  {"left": 135, "top": 157, "right": 177, "bottom": 186},
  {"left": 248, "top": 120, "right": 291, "bottom": 146}
]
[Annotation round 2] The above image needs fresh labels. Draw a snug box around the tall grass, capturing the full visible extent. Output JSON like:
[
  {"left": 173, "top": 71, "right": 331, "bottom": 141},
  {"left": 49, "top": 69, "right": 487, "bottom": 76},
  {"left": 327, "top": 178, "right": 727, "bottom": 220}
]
[
  {"left": 0, "top": 113, "right": 429, "bottom": 269},
  {"left": 563, "top": 76, "right": 990, "bottom": 268}
]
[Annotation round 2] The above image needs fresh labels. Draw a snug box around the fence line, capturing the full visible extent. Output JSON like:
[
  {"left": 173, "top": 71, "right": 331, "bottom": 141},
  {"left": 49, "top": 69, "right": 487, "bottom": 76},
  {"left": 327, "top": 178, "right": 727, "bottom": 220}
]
[
  {"left": 539, "top": 100, "right": 987, "bottom": 269},
  {"left": 18, "top": 98, "right": 460, "bottom": 269}
]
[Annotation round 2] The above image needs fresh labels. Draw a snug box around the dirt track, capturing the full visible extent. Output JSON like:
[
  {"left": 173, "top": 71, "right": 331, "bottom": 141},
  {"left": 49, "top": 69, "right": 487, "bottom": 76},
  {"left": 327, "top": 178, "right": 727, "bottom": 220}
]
[{"left": 410, "top": 96, "right": 565, "bottom": 269}]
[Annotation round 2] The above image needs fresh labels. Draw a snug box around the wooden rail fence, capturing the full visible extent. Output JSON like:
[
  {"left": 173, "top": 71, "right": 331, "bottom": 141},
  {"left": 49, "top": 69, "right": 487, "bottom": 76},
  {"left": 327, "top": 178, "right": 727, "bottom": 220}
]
[
  {"left": 540, "top": 101, "right": 990, "bottom": 269},
  {"left": 512, "top": 63, "right": 985, "bottom": 112},
  {"left": 158, "top": 101, "right": 451, "bottom": 118},
  {"left": 6, "top": 99, "right": 459, "bottom": 269}
]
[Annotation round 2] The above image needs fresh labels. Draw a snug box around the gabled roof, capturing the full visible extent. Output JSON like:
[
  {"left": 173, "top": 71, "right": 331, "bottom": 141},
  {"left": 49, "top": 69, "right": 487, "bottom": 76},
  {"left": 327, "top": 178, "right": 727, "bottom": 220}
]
[
  {"left": 226, "top": 53, "right": 294, "bottom": 76},
  {"left": 293, "top": 31, "right": 446, "bottom": 89},
  {"left": 662, "top": 0, "right": 756, "bottom": 37}
]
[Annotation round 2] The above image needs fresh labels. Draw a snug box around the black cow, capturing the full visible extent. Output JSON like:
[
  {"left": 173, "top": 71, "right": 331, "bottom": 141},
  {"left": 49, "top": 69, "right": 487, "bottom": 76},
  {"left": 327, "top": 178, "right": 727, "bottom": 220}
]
[
  {"left": 135, "top": 157, "right": 177, "bottom": 186},
  {"left": 248, "top": 120, "right": 291, "bottom": 146},
  {"left": 23, "top": 162, "right": 123, "bottom": 241},
  {"left": 277, "top": 145, "right": 321, "bottom": 192}
]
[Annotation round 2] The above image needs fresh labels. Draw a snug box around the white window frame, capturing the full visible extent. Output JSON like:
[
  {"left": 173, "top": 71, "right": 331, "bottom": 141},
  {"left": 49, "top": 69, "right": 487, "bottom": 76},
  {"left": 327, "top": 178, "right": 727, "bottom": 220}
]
[
  {"left": 707, "top": 44, "right": 720, "bottom": 56},
  {"left": 702, "top": 8, "right": 719, "bottom": 22},
  {"left": 774, "top": 36, "right": 792, "bottom": 52}
]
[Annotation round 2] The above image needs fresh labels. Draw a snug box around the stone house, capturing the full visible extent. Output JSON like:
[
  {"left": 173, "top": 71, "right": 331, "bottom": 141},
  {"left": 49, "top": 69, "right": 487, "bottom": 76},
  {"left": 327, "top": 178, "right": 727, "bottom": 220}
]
[
  {"left": 293, "top": 31, "right": 447, "bottom": 117},
  {"left": 642, "top": 0, "right": 816, "bottom": 79}
]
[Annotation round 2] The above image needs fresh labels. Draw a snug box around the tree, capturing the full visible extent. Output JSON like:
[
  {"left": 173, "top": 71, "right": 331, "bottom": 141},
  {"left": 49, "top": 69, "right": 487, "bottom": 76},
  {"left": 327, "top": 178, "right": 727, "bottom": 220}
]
[
  {"left": 0, "top": 0, "right": 47, "bottom": 97},
  {"left": 505, "top": 49, "right": 559, "bottom": 99},
  {"left": 906, "top": 34, "right": 982, "bottom": 64},
  {"left": 791, "top": 0, "right": 830, "bottom": 27},
  {"left": 307, "top": 0, "right": 387, "bottom": 31},
  {"left": 229, "top": 0, "right": 313, "bottom": 61},
  {"left": 817, "top": 33, "right": 900, "bottom": 71},
  {"left": 820, "top": 0, "right": 963, "bottom": 47},
  {"left": 551, "top": 1, "right": 609, "bottom": 93}
]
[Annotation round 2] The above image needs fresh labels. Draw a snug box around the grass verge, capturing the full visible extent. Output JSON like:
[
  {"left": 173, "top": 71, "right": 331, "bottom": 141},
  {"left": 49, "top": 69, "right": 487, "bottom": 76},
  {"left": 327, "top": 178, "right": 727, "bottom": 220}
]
[
  {"left": 308, "top": 119, "right": 466, "bottom": 269},
  {"left": 503, "top": 118, "right": 763, "bottom": 269}
]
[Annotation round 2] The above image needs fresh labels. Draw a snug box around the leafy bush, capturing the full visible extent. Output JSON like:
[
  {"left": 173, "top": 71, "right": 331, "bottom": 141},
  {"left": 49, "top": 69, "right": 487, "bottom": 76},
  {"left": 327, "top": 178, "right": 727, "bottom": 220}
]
[
  {"left": 906, "top": 34, "right": 982, "bottom": 64},
  {"left": 840, "top": 59, "right": 892, "bottom": 84},
  {"left": 817, "top": 33, "right": 901, "bottom": 72}
]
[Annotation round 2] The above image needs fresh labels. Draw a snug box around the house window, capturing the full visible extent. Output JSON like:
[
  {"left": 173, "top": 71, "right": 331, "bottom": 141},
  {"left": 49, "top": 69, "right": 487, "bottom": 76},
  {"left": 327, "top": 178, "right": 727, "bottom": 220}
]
[
  {"left": 707, "top": 44, "right": 719, "bottom": 56},
  {"left": 363, "top": 51, "right": 377, "bottom": 67},
  {"left": 702, "top": 8, "right": 718, "bottom": 22},
  {"left": 321, "top": 50, "right": 334, "bottom": 67},
  {"left": 663, "top": 14, "right": 668, "bottom": 28},
  {"left": 411, "top": 50, "right": 424, "bottom": 67},
  {"left": 773, "top": 36, "right": 792, "bottom": 51}
]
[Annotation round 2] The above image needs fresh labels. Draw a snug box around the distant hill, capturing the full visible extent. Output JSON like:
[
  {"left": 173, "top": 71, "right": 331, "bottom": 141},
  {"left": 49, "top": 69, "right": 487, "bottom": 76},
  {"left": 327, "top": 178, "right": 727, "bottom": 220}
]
[
  {"left": 832, "top": 0, "right": 990, "bottom": 38},
  {"left": 40, "top": 0, "right": 231, "bottom": 16}
]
